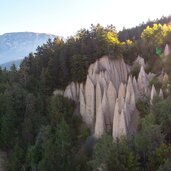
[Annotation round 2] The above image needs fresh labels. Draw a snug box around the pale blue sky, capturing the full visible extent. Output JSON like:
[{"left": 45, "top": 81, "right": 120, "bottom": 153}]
[{"left": 0, "top": 0, "right": 171, "bottom": 37}]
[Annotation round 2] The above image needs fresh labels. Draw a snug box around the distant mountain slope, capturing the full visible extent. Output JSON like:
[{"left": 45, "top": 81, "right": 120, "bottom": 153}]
[
  {"left": 0, "top": 32, "right": 56, "bottom": 64},
  {"left": 0, "top": 59, "right": 22, "bottom": 70}
]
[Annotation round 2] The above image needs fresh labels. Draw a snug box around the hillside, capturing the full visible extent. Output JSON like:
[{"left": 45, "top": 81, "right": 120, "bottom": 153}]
[
  {"left": 0, "top": 59, "right": 22, "bottom": 70},
  {"left": 1, "top": 18, "right": 171, "bottom": 170},
  {"left": 0, "top": 32, "right": 56, "bottom": 65}
]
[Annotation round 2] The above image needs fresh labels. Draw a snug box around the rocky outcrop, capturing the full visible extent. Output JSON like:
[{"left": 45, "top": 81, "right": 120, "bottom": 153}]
[
  {"left": 64, "top": 82, "right": 79, "bottom": 101},
  {"left": 164, "top": 44, "right": 170, "bottom": 56},
  {"left": 61, "top": 56, "right": 156, "bottom": 139},
  {"left": 134, "top": 56, "right": 145, "bottom": 67},
  {"left": 159, "top": 89, "right": 164, "bottom": 99},
  {"left": 107, "top": 81, "right": 117, "bottom": 122},
  {"left": 138, "top": 66, "right": 149, "bottom": 97},
  {"left": 150, "top": 85, "right": 157, "bottom": 104},
  {"left": 53, "top": 89, "right": 64, "bottom": 96},
  {"left": 112, "top": 99, "right": 127, "bottom": 139},
  {"left": 94, "top": 104, "right": 105, "bottom": 138},
  {"left": 84, "top": 76, "right": 95, "bottom": 129}
]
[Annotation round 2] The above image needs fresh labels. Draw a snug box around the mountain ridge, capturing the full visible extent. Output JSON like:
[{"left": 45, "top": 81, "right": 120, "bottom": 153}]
[{"left": 0, "top": 32, "right": 56, "bottom": 65}]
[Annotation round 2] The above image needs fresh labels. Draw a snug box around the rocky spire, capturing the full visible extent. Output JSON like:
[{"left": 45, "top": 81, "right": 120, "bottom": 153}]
[
  {"left": 94, "top": 105, "right": 105, "bottom": 138},
  {"left": 79, "top": 84, "right": 86, "bottom": 121},
  {"left": 62, "top": 56, "right": 154, "bottom": 139},
  {"left": 96, "top": 81, "right": 102, "bottom": 119},
  {"left": 164, "top": 44, "right": 170, "bottom": 56},
  {"left": 150, "top": 85, "right": 157, "bottom": 105},
  {"left": 133, "top": 76, "right": 139, "bottom": 100},
  {"left": 113, "top": 99, "right": 127, "bottom": 139},
  {"left": 85, "top": 76, "right": 95, "bottom": 129},
  {"left": 159, "top": 88, "right": 164, "bottom": 99},
  {"left": 118, "top": 82, "right": 126, "bottom": 99},
  {"left": 138, "top": 66, "right": 149, "bottom": 96},
  {"left": 64, "top": 84, "right": 73, "bottom": 99},
  {"left": 113, "top": 99, "right": 120, "bottom": 139},
  {"left": 134, "top": 56, "right": 145, "bottom": 67},
  {"left": 107, "top": 81, "right": 117, "bottom": 121},
  {"left": 101, "top": 90, "right": 111, "bottom": 130}
]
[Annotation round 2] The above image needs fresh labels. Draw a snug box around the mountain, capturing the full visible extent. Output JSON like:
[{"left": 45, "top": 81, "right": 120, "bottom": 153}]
[
  {"left": 0, "top": 59, "right": 22, "bottom": 70},
  {"left": 0, "top": 32, "right": 56, "bottom": 65}
]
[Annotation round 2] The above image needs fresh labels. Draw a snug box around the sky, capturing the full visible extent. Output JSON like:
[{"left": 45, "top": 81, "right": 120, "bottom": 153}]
[{"left": 0, "top": 0, "right": 171, "bottom": 38}]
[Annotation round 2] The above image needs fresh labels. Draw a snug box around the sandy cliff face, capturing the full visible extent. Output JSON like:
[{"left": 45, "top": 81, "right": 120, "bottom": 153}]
[{"left": 63, "top": 56, "right": 158, "bottom": 139}]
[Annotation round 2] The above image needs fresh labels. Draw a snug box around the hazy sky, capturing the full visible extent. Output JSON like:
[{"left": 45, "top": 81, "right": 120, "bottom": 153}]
[{"left": 0, "top": 0, "right": 171, "bottom": 37}]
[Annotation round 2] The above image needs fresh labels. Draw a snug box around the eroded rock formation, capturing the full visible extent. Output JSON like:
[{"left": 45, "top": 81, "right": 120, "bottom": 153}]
[
  {"left": 150, "top": 85, "right": 157, "bottom": 104},
  {"left": 134, "top": 55, "right": 145, "bottom": 67},
  {"left": 61, "top": 56, "right": 157, "bottom": 139},
  {"left": 164, "top": 44, "right": 170, "bottom": 56}
]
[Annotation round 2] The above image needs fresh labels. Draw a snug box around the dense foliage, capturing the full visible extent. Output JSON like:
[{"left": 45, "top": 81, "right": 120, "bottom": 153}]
[
  {"left": 118, "top": 15, "right": 171, "bottom": 41},
  {"left": 19, "top": 24, "right": 122, "bottom": 93},
  {"left": 1, "top": 17, "right": 171, "bottom": 170}
]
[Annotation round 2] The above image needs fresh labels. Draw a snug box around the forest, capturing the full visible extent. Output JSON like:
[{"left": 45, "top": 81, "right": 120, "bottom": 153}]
[{"left": 1, "top": 16, "right": 171, "bottom": 170}]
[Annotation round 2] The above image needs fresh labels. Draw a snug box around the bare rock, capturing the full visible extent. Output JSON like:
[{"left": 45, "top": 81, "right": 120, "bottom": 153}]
[
  {"left": 113, "top": 99, "right": 120, "bottom": 139},
  {"left": 164, "top": 44, "right": 170, "bottom": 56},
  {"left": 159, "top": 89, "right": 164, "bottom": 99},
  {"left": 101, "top": 90, "right": 111, "bottom": 130},
  {"left": 134, "top": 56, "right": 145, "bottom": 67},
  {"left": 138, "top": 66, "right": 149, "bottom": 96},
  {"left": 62, "top": 56, "right": 154, "bottom": 139},
  {"left": 94, "top": 104, "right": 105, "bottom": 138},
  {"left": 96, "top": 81, "right": 102, "bottom": 118},
  {"left": 53, "top": 89, "right": 64, "bottom": 96},
  {"left": 107, "top": 81, "right": 117, "bottom": 121},
  {"left": 113, "top": 99, "right": 127, "bottom": 139},
  {"left": 125, "top": 76, "right": 136, "bottom": 110},
  {"left": 85, "top": 76, "right": 95, "bottom": 129},
  {"left": 118, "top": 82, "right": 126, "bottom": 99},
  {"left": 80, "top": 86, "right": 86, "bottom": 121},
  {"left": 64, "top": 84, "right": 73, "bottom": 99},
  {"left": 133, "top": 76, "right": 139, "bottom": 100},
  {"left": 150, "top": 85, "right": 157, "bottom": 105}
]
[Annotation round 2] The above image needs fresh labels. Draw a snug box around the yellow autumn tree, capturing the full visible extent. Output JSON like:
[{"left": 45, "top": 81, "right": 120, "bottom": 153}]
[
  {"left": 106, "top": 31, "right": 120, "bottom": 45},
  {"left": 141, "top": 24, "right": 171, "bottom": 46}
]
